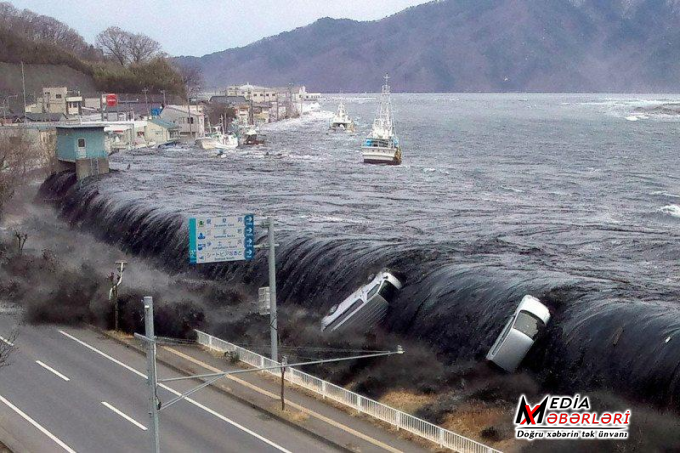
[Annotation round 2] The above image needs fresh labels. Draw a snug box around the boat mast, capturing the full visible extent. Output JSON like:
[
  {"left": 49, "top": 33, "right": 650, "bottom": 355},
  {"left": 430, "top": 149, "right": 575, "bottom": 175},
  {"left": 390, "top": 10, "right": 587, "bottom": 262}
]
[{"left": 373, "top": 74, "right": 393, "bottom": 138}]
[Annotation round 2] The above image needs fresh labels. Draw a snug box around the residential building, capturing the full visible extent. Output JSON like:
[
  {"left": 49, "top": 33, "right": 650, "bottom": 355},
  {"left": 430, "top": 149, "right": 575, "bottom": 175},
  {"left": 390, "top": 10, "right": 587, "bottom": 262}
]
[
  {"left": 55, "top": 125, "right": 109, "bottom": 180},
  {"left": 225, "top": 84, "right": 320, "bottom": 104},
  {"left": 38, "top": 87, "right": 83, "bottom": 116},
  {"left": 252, "top": 103, "right": 272, "bottom": 125},
  {"left": 144, "top": 118, "right": 180, "bottom": 144},
  {"left": 159, "top": 105, "right": 205, "bottom": 137},
  {"left": 226, "top": 84, "right": 279, "bottom": 103}
]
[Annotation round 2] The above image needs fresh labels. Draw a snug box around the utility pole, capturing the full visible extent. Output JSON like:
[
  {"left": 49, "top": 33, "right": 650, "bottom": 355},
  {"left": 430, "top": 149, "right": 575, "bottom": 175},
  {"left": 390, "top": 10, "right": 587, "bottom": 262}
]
[
  {"left": 280, "top": 356, "right": 287, "bottom": 411},
  {"left": 160, "top": 90, "right": 166, "bottom": 107},
  {"left": 20, "top": 61, "right": 27, "bottom": 115},
  {"left": 267, "top": 217, "right": 278, "bottom": 362},
  {"left": 187, "top": 93, "right": 193, "bottom": 138},
  {"left": 143, "top": 296, "right": 160, "bottom": 453},
  {"left": 108, "top": 261, "right": 126, "bottom": 331},
  {"left": 142, "top": 88, "right": 149, "bottom": 116}
]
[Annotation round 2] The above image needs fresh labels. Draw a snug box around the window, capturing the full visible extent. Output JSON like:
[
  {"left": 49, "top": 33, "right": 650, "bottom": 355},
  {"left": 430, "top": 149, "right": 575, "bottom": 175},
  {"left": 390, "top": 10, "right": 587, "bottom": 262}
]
[
  {"left": 367, "top": 284, "right": 380, "bottom": 299},
  {"left": 378, "top": 281, "right": 398, "bottom": 301},
  {"left": 56, "top": 94, "right": 62, "bottom": 99},
  {"left": 514, "top": 311, "right": 544, "bottom": 340},
  {"left": 77, "top": 138, "right": 86, "bottom": 147}
]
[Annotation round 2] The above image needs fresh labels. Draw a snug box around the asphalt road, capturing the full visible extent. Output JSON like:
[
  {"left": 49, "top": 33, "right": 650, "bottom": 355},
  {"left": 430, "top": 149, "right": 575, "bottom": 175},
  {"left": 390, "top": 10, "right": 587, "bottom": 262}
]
[{"left": 0, "top": 317, "right": 341, "bottom": 453}]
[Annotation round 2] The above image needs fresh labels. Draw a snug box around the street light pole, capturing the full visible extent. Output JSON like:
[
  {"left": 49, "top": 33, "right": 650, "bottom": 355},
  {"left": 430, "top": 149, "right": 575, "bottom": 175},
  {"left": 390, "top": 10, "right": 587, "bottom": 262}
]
[
  {"left": 143, "top": 88, "right": 149, "bottom": 116},
  {"left": 143, "top": 296, "right": 160, "bottom": 453},
  {"left": 267, "top": 217, "right": 278, "bottom": 362}
]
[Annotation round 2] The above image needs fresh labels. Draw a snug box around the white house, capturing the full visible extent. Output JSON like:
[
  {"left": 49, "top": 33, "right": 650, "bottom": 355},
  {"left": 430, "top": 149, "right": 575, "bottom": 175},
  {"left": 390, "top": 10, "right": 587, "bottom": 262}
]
[
  {"left": 144, "top": 118, "right": 180, "bottom": 144},
  {"left": 159, "top": 105, "right": 205, "bottom": 137}
]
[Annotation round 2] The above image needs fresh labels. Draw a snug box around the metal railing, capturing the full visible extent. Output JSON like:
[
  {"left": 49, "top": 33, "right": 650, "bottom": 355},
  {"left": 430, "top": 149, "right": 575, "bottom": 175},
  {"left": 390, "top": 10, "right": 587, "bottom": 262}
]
[{"left": 195, "top": 330, "right": 500, "bottom": 453}]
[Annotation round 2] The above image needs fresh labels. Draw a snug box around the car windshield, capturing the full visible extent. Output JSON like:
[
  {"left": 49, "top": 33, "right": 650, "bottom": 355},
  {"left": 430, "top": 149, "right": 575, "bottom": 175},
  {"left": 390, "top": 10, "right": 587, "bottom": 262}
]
[
  {"left": 378, "top": 281, "right": 398, "bottom": 301},
  {"left": 514, "top": 311, "right": 545, "bottom": 340}
]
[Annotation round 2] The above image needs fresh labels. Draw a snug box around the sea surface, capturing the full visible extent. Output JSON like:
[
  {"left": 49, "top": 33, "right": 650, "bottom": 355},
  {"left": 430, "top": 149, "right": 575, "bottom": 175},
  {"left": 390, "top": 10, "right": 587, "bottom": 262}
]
[{"left": 48, "top": 94, "right": 680, "bottom": 406}]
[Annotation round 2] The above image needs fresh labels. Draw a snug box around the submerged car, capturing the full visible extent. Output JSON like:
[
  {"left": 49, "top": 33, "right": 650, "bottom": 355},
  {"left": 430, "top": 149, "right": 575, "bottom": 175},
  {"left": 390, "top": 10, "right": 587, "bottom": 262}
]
[
  {"left": 486, "top": 295, "right": 550, "bottom": 372},
  {"left": 321, "top": 272, "right": 402, "bottom": 334}
]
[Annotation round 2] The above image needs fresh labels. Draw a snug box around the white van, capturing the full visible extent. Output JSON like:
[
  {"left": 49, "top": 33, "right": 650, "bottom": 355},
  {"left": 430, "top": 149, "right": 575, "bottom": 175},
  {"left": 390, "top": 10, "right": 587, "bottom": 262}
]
[
  {"left": 486, "top": 295, "right": 550, "bottom": 372},
  {"left": 321, "top": 272, "right": 402, "bottom": 334}
]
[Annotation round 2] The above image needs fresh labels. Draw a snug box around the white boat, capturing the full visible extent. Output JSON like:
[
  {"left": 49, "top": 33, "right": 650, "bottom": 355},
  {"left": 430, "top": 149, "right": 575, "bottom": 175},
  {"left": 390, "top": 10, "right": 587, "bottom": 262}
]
[
  {"left": 329, "top": 102, "right": 355, "bottom": 132},
  {"left": 239, "top": 126, "right": 265, "bottom": 146},
  {"left": 361, "top": 74, "right": 402, "bottom": 165},
  {"left": 196, "top": 126, "right": 238, "bottom": 150}
]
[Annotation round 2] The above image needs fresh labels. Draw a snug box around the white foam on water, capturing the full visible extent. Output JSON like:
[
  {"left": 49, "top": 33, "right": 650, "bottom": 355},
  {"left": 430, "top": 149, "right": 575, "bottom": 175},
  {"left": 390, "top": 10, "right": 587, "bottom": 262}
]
[{"left": 659, "top": 204, "right": 680, "bottom": 218}]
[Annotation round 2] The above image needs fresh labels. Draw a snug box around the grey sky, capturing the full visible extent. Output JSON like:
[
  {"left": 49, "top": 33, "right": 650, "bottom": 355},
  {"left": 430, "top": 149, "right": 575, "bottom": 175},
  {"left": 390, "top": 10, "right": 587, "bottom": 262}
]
[{"left": 9, "top": 0, "right": 431, "bottom": 56}]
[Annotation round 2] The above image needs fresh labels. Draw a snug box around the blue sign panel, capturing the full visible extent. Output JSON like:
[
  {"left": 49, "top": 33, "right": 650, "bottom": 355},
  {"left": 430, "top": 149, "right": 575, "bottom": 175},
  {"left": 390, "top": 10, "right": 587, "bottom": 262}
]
[{"left": 189, "top": 214, "right": 255, "bottom": 264}]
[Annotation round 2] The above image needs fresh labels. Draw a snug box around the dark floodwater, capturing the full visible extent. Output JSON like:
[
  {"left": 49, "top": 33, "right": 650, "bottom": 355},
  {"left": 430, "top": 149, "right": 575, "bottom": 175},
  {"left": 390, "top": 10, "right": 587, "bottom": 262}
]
[{"left": 44, "top": 94, "right": 680, "bottom": 408}]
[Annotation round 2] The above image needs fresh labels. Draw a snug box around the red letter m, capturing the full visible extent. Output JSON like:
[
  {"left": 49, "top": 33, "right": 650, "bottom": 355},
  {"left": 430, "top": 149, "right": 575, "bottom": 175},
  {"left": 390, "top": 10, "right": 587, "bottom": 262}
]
[{"left": 515, "top": 396, "right": 548, "bottom": 425}]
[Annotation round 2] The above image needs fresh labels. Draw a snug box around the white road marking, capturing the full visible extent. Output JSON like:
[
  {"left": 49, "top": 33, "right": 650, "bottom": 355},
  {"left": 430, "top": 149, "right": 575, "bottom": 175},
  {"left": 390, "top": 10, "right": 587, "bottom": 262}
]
[
  {"left": 0, "top": 394, "right": 77, "bottom": 453},
  {"left": 36, "top": 360, "right": 70, "bottom": 382},
  {"left": 0, "top": 336, "right": 14, "bottom": 346},
  {"left": 101, "top": 402, "right": 147, "bottom": 431},
  {"left": 59, "top": 330, "right": 291, "bottom": 453}
]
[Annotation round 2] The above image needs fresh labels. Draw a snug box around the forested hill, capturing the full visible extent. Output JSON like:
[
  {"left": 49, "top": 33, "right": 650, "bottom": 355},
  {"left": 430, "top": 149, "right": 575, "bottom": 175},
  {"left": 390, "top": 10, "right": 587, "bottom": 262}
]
[
  {"left": 0, "top": 1, "right": 186, "bottom": 97},
  {"left": 177, "top": 0, "right": 680, "bottom": 92}
]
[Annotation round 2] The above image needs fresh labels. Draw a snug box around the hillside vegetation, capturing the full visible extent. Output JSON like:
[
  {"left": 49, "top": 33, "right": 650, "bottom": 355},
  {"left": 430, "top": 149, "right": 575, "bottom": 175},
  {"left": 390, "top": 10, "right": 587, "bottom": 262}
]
[
  {"left": 0, "top": 2, "right": 187, "bottom": 96},
  {"left": 177, "top": 0, "right": 680, "bottom": 92}
]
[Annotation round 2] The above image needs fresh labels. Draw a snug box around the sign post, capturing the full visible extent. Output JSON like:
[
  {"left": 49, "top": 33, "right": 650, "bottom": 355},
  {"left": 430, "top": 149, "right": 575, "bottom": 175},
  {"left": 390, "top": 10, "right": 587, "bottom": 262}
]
[
  {"left": 188, "top": 214, "right": 255, "bottom": 264},
  {"left": 188, "top": 214, "right": 278, "bottom": 362}
]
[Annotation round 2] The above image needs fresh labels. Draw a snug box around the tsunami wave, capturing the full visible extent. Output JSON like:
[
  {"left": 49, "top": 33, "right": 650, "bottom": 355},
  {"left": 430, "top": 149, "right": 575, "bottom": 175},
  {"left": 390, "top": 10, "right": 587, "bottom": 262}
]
[{"left": 39, "top": 171, "right": 680, "bottom": 410}]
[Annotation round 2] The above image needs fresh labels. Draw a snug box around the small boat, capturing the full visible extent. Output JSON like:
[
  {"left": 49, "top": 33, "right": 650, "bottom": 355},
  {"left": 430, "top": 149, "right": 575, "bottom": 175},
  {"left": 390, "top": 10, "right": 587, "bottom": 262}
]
[
  {"left": 361, "top": 74, "right": 402, "bottom": 165},
  {"left": 196, "top": 126, "right": 238, "bottom": 150},
  {"left": 329, "top": 102, "right": 355, "bottom": 132},
  {"left": 240, "top": 126, "right": 265, "bottom": 146}
]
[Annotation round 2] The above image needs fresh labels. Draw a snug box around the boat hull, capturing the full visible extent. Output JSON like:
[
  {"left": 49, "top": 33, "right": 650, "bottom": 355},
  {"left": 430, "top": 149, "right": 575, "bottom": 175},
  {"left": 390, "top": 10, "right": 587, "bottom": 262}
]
[{"left": 361, "top": 146, "right": 402, "bottom": 165}]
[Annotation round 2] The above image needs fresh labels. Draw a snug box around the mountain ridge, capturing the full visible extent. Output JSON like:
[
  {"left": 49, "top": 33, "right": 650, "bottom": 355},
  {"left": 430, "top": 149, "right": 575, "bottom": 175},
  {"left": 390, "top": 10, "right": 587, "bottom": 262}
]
[{"left": 177, "top": 0, "right": 680, "bottom": 92}]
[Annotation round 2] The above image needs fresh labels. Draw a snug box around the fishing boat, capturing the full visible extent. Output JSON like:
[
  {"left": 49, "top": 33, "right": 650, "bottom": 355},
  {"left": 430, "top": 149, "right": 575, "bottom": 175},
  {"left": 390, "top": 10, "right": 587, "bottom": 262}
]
[
  {"left": 361, "top": 74, "right": 402, "bottom": 165},
  {"left": 329, "top": 102, "right": 355, "bottom": 132},
  {"left": 196, "top": 126, "right": 238, "bottom": 150},
  {"left": 240, "top": 126, "right": 265, "bottom": 146}
]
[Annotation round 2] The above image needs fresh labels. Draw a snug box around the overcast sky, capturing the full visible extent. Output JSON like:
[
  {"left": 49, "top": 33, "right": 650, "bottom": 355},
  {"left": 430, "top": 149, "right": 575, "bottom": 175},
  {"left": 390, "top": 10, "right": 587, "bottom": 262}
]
[{"left": 10, "top": 0, "right": 431, "bottom": 56}]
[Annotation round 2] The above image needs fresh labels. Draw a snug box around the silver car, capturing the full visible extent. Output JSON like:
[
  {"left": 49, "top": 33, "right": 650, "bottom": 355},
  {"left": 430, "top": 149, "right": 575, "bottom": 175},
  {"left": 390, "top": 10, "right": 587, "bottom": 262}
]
[
  {"left": 486, "top": 295, "right": 550, "bottom": 372},
  {"left": 321, "top": 272, "right": 402, "bottom": 334}
]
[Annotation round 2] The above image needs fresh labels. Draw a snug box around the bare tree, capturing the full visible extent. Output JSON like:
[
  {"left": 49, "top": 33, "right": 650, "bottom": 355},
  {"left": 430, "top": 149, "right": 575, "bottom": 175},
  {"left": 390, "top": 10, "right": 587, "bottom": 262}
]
[
  {"left": 128, "top": 33, "right": 162, "bottom": 64},
  {"left": 177, "top": 64, "right": 204, "bottom": 99},
  {"left": 96, "top": 26, "right": 131, "bottom": 66},
  {"left": 0, "top": 131, "right": 35, "bottom": 219}
]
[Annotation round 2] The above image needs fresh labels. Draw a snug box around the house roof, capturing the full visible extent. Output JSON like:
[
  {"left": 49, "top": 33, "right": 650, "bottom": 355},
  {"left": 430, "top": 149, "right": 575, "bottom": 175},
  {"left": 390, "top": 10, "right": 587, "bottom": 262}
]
[
  {"left": 209, "top": 95, "right": 248, "bottom": 105},
  {"left": 22, "top": 112, "right": 67, "bottom": 122},
  {"left": 149, "top": 118, "right": 180, "bottom": 130},
  {"left": 56, "top": 124, "right": 105, "bottom": 130},
  {"left": 162, "top": 105, "right": 203, "bottom": 116}
]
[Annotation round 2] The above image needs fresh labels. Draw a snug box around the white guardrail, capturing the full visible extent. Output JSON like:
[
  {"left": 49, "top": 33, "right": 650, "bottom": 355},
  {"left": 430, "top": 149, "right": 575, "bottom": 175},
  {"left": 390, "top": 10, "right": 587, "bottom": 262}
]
[{"left": 195, "top": 330, "right": 500, "bottom": 453}]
